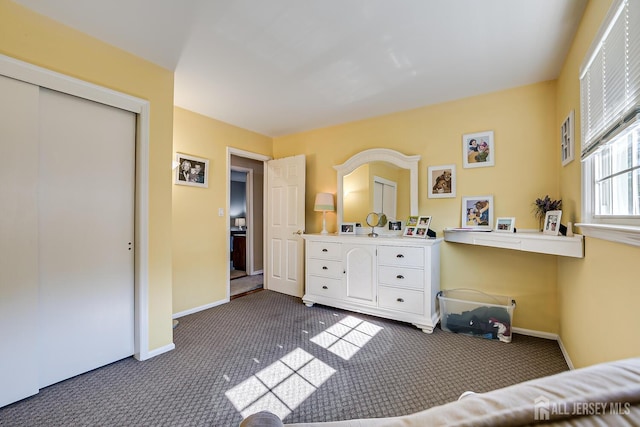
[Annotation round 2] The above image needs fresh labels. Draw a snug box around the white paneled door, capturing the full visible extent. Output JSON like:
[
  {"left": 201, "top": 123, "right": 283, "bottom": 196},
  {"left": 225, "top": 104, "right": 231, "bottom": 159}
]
[
  {"left": 37, "top": 88, "right": 136, "bottom": 388},
  {"left": 266, "top": 155, "right": 306, "bottom": 297}
]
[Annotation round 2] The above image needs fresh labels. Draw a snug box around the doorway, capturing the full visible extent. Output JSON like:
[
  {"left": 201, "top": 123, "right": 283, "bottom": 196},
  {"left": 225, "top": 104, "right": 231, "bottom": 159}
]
[{"left": 228, "top": 150, "right": 269, "bottom": 299}]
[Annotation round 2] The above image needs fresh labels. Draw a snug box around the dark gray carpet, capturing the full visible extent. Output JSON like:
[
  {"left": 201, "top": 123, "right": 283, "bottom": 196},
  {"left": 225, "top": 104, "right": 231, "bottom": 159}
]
[{"left": 0, "top": 290, "right": 568, "bottom": 426}]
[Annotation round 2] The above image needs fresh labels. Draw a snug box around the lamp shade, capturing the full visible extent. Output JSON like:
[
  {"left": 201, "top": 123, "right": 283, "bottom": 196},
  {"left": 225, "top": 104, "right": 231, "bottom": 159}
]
[
  {"left": 314, "top": 193, "right": 334, "bottom": 212},
  {"left": 234, "top": 217, "right": 246, "bottom": 227}
]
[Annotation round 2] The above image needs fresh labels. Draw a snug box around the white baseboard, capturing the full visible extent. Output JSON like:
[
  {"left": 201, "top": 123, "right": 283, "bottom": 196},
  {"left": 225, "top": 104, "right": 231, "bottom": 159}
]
[
  {"left": 512, "top": 327, "right": 558, "bottom": 340},
  {"left": 172, "top": 298, "right": 229, "bottom": 319},
  {"left": 556, "top": 335, "right": 575, "bottom": 370},
  {"left": 512, "top": 327, "right": 573, "bottom": 369},
  {"left": 137, "top": 343, "right": 175, "bottom": 361}
]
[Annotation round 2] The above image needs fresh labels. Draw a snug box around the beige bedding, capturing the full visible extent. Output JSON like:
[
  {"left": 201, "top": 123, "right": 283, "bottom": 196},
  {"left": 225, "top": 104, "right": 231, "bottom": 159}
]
[{"left": 241, "top": 358, "right": 640, "bottom": 427}]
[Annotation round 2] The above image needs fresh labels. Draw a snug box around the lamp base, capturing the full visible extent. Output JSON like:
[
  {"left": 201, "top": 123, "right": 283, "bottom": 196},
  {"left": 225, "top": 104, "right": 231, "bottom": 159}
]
[{"left": 320, "top": 211, "right": 329, "bottom": 235}]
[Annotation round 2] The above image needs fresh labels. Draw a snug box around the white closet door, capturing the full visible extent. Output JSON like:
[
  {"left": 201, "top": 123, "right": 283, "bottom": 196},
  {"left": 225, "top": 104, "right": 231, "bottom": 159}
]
[
  {"left": 0, "top": 76, "right": 40, "bottom": 407},
  {"left": 38, "top": 88, "right": 135, "bottom": 388}
]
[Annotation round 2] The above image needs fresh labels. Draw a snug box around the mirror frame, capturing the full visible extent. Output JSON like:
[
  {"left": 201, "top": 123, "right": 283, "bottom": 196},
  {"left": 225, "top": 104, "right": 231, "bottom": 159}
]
[{"left": 334, "top": 148, "right": 421, "bottom": 226}]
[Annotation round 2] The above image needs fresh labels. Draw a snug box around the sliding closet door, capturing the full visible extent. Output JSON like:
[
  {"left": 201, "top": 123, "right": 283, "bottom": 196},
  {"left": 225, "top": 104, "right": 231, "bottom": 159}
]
[
  {"left": 0, "top": 76, "right": 40, "bottom": 407},
  {"left": 38, "top": 88, "right": 135, "bottom": 388}
]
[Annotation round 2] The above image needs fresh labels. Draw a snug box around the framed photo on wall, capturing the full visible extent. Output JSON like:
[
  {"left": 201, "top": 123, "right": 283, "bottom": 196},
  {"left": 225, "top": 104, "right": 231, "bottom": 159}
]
[
  {"left": 463, "top": 130, "right": 494, "bottom": 168},
  {"left": 175, "top": 153, "right": 209, "bottom": 188},
  {"left": 561, "top": 110, "right": 574, "bottom": 166},
  {"left": 461, "top": 195, "right": 493, "bottom": 230},
  {"left": 428, "top": 164, "right": 456, "bottom": 198}
]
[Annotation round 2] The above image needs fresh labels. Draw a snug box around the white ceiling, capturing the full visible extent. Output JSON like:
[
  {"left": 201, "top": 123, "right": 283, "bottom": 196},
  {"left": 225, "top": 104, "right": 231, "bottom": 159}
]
[{"left": 14, "top": 0, "right": 588, "bottom": 137}]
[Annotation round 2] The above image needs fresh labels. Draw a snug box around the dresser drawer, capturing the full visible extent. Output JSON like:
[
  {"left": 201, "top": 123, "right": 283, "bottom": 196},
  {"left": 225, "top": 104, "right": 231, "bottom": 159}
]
[
  {"left": 378, "top": 286, "right": 424, "bottom": 315},
  {"left": 378, "top": 266, "right": 424, "bottom": 290},
  {"left": 307, "top": 258, "right": 343, "bottom": 278},
  {"left": 307, "top": 241, "right": 342, "bottom": 260},
  {"left": 377, "top": 246, "right": 424, "bottom": 268},
  {"left": 306, "top": 276, "right": 344, "bottom": 299}
]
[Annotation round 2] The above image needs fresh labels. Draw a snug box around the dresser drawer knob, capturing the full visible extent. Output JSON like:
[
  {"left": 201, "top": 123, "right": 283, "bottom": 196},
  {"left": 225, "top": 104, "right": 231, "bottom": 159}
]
[
  {"left": 397, "top": 298, "right": 404, "bottom": 303},
  {"left": 322, "top": 248, "right": 328, "bottom": 252},
  {"left": 322, "top": 266, "right": 328, "bottom": 270},
  {"left": 396, "top": 254, "right": 404, "bottom": 258},
  {"left": 322, "top": 285, "right": 328, "bottom": 290},
  {"left": 396, "top": 274, "right": 404, "bottom": 279}
]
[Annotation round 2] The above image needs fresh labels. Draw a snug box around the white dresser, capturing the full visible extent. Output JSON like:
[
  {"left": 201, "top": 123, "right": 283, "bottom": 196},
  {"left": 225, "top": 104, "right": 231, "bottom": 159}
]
[{"left": 302, "top": 234, "right": 442, "bottom": 333}]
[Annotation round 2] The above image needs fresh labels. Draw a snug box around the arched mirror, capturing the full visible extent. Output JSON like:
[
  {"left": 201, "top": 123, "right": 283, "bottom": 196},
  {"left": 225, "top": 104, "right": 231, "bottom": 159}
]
[{"left": 334, "top": 148, "right": 421, "bottom": 227}]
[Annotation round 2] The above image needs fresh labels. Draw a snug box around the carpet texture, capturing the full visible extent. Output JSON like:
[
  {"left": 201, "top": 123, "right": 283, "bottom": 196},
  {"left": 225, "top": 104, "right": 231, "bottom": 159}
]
[{"left": 0, "top": 291, "right": 568, "bottom": 426}]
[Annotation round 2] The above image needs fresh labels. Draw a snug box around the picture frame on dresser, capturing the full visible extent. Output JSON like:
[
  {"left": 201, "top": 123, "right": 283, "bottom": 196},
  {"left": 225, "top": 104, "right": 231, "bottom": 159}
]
[
  {"left": 403, "top": 216, "right": 431, "bottom": 238},
  {"left": 339, "top": 222, "right": 356, "bottom": 234}
]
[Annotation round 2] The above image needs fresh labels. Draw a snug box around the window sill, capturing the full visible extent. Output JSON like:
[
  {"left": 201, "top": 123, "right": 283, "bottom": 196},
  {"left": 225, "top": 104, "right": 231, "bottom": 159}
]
[{"left": 575, "top": 223, "right": 640, "bottom": 248}]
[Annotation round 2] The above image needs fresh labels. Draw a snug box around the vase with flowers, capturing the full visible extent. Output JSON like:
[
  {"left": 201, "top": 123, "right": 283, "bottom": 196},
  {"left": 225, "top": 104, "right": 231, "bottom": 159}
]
[{"left": 533, "top": 195, "right": 562, "bottom": 231}]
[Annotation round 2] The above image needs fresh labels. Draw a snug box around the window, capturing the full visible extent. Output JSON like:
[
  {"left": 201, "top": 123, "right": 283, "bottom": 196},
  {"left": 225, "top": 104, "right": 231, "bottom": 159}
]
[{"left": 580, "top": 0, "right": 640, "bottom": 245}]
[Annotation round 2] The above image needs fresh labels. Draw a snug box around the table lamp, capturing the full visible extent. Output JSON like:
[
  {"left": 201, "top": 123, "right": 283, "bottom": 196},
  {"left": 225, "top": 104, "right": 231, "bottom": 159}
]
[
  {"left": 314, "top": 193, "right": 334, "bottom": 235},
  {"left": 234, "top": 217, "right": 246, "bottom": 230}
]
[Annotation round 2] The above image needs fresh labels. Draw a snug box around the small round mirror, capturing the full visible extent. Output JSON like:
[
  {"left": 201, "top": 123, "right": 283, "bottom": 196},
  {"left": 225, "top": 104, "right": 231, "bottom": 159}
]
[
  {"left": 366, "top": 212, "right": 387, "bottom": 237},
  {"left": 366, "top": 212, "right": 380, "bottom": 228},
  {"left": 377, "top": 213, "right": 388, "bottom": 227}
]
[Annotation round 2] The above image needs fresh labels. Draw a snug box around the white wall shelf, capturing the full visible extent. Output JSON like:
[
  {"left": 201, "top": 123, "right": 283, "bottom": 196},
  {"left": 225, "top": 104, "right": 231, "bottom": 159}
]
[{"left": 443, "top": 229, "right": 584, "bottom": 258}]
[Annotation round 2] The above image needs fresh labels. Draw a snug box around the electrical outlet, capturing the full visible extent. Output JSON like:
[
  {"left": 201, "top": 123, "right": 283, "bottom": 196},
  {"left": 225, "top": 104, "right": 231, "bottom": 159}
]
[{"left": 218, "top": 208, "right": 224, "bottom": 217}]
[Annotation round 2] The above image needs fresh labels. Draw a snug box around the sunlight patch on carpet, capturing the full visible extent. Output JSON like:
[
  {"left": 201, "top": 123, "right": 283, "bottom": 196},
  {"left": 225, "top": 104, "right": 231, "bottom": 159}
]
[
  {"left": 310, "top": 315, "right": 383, "bottom": 360},
  {"left": 225, "top": 348, "right": 336, "bottom": 419}
]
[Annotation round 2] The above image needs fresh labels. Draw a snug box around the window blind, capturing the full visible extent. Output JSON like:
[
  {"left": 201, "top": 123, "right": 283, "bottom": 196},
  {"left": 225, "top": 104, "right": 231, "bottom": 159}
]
[{"left": 580, "top": 0, "right": 640, "bottom": 160}]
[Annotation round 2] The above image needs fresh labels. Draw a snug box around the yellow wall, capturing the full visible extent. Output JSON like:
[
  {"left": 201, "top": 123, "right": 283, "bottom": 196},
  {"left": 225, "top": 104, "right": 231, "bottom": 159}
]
[
  {"left": 557, "top": 0, "right": 640, "bottom": 368},
  {"left": 9, "top": 0, "right": 636, "bottom": 368},
  {"left": 172, "top": 107, "right": 272, "bottom": 314},
  {"left": 274, "top": 81, "right": 561, "bottom": 333},
  {"left": 0, "top": 0, "right": 174, "bottom": 351}
]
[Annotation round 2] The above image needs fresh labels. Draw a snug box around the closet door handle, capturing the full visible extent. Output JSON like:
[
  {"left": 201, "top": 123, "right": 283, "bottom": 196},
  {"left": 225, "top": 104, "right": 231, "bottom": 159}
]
[
  {"left": 322, "top": 248, "right": 328, "bottom": 252},
  {"left": 322, "top": 285, "right": 328, "bottom": 290},
  {"left": 396, "top": 275, "right": 404, "bottom": 279},
  {"left": 322, "top": 266, "right": 328, "bottom": 270},
  {"left": 396, "top": 254, "right": 404, "bottom": 258},
  {"left": 396, "top": 298, "right": 404, "bottom": 303}
]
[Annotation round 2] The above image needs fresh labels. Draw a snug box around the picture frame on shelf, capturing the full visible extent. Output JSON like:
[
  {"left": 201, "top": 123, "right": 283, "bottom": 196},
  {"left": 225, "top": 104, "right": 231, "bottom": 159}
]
[
  {"left": 339, "top": 222, "right": 356, "bottom": 235},
  {"left": 561, "top": 110, "right": 574, "bottom": 166},
  {"left": 428, "top": 164, "right": 456, "bottom": 198},
  {"left": 174, "top": 153, "right": 209, "bottom": 188},
  {"left": 461, "top": 195, "right": 493, "bottom": 230},
  {"left": 463, "top": 130, "right": 494, "bottom": 168},
  {"left": 543, "top": 210, "right": 562, "bottom": 236},
  {"left": 495, "top": 217, "right": 516, "bottom": 233}
]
